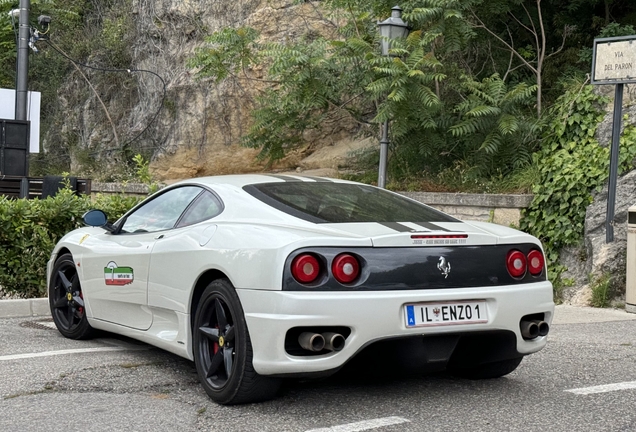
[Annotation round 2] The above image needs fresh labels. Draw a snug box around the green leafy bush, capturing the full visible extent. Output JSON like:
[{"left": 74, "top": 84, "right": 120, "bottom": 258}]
[
  {"left": 589, "top": 273, "right": 615, "bottom": 308},
  {"left": 0, "top": 190, "right": 141, "bottom": 298}
]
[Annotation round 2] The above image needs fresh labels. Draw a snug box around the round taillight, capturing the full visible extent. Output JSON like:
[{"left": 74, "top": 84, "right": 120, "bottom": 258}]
[
  {"left": 332, "top": 253, "right": 360, "bottom": 284},
  {"left": 291, "top": 254, "right": 321, "bottom": 284},
  {"left": 506, "top": 250, "right": 527, "bottom": 278},
  {"left": 527, "top": 249, "right": 545, "bottom": 276}
]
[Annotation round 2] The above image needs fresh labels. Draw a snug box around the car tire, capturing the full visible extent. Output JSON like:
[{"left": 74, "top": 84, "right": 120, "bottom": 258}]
[
  {"left": 49, "top": 253, "right": 94, "bottom": 340},
  {"left": 450, "top": 356, "right": 523, "bottom": 380},
  {"left": 193, "top": 279, "right": 281, "bottom": 405}
]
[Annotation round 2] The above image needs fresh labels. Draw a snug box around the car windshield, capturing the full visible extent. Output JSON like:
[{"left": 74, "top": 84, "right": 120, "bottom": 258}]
[{"left": 244, "top": 182, "right": 458, "bottom": 223}]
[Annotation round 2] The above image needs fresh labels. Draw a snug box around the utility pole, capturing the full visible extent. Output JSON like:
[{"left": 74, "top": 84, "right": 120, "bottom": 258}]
[{"left": 15, "top": 0, "right": 30, "bottom": 121}]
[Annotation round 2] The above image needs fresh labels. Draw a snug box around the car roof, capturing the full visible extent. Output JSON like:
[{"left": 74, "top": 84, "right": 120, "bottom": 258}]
[{"left": 172, "top": 174, "right": 354, "bottom": 188}]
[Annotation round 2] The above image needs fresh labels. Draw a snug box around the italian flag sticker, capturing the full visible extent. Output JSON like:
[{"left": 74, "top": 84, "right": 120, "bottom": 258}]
[{"left": 104, "top": 261, "right": 134, "bottom": 286}]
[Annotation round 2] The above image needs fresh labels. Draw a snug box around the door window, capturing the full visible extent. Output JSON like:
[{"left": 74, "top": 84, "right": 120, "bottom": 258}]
[{"left": 121, "top": 186, "right": 203, "bottom": 233}]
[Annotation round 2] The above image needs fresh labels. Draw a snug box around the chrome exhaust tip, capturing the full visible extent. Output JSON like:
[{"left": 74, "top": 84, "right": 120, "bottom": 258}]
[
  {"left": 322, "top": 332, "right": 345, "bottom": 351},
  {"left": 520, "top": 320, "right": 539, "bottom": 340},
  {"left": 535, "top": 320, "right": 549, "bottom": 337},
  {"left": 299, "top": 332, "right": 325, "bottom": 352}
]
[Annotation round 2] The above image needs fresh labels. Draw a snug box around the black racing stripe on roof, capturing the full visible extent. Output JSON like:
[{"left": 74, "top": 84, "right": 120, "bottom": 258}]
[
  {"left": 412, "top": 222, "right": 451, "bottom": 232},
  {"left": 266, "top": 174, "right": 302, "bottom": 182},
  {"left": 379, "top": 222, "right": 413, "bottom": 232}
]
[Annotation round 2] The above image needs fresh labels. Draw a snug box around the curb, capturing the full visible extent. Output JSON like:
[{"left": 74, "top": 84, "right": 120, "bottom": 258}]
[{"left": 0, "top": 298, "right": 50, "bottom": 318}]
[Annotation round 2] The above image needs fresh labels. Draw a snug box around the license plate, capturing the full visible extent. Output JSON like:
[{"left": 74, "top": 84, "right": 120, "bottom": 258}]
[{"left": 404, "top": 300, "right": 488, "bottom": 328}]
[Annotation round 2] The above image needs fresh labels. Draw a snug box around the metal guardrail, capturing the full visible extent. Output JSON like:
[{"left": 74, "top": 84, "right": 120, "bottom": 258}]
[{"left": 0, "top": 176, "right": 91, "bottom": 199}]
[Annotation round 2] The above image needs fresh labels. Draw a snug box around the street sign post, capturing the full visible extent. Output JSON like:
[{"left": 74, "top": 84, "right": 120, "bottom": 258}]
[{"left": 591, "top": 35, "right": 636, "bottom": 243}]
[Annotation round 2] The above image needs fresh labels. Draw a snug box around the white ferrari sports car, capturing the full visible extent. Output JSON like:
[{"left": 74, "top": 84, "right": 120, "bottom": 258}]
[{"left": 48, "top": 174, "right": 554, "bottom": 404}]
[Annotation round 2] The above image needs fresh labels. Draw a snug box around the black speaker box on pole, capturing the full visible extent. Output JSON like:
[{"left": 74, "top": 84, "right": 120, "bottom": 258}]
[{"left": 0, "top": 119, "right": 30, "bottom": 177}]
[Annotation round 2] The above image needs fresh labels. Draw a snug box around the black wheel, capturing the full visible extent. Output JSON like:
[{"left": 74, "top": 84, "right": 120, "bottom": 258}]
[
  {"left": 49, "top": 253, "right": 94, "bottom": 340},
  {"left": 450, "top": 356, "right": 523, "bottom": 380},
  {"left": 193, "top": 279, "right": 281, "bottom": 405}
]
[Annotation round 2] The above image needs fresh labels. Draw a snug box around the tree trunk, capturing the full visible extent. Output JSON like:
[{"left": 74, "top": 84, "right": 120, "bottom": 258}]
[{"left": 536, "top": 68, "right": 542, "bottom": 117}]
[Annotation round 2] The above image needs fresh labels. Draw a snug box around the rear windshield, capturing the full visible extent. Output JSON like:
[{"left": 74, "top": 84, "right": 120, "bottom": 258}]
[{"left": 244, "top": 182, "right": 458, "bottom": 223}]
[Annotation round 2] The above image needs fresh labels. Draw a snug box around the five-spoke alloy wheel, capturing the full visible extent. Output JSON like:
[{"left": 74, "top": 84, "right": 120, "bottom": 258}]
[
  {"left": 193, "top": 279, "right": 280, "bottom": 404},
  {"left": 49, "top": 253, "right": 94, "bottom": 339}
]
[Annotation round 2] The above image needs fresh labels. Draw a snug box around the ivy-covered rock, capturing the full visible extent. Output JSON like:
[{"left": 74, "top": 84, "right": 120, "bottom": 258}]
[{"left": 520, "top": 80, "right": 636, "bottom": 301}]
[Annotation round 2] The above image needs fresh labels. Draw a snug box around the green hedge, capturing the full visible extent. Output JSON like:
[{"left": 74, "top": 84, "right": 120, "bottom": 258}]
[{"left": 0, "top": 189, "right": 142, "bottom": 298}]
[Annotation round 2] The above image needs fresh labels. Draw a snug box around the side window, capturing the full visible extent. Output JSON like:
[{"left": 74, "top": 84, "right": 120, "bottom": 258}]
[
  {"left": 121, "top": 186, "right": 202, "bottom": 233},
  {"left": 176, "top": 190, "right": 223, "bottom": 228}
]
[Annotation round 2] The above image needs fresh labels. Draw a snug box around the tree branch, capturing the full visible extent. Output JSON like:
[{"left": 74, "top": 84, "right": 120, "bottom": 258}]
[
  {"left": 503, "top": 47, "right": 515, "bottom": 81},
  {"left": 508, "top": 9, "right": 534, "bottom": 37},
  {"left": 521, "top": 2, "right": 540, "bottom": 55},
  {"left": 470, "top": 10, "right": 537, "bottom": 75},
  {"left": 545, "top": 26, "right": 571, "bottom": 60},
  {"left": 536, "top": 0, "right": 546, "bottom": 68}
]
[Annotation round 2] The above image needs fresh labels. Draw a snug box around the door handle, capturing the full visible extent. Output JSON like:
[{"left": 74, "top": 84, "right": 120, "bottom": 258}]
[{"left": 154, "top": 234, "right": 164, "bottom": 240}]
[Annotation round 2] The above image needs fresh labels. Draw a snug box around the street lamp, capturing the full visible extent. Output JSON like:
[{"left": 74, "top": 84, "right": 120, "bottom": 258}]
[
  {"left": 15, "top": 0, "right": 31, "bottom": 122},
  {"left": 377, "top": 5, "right": 409, "bottom": 188}
]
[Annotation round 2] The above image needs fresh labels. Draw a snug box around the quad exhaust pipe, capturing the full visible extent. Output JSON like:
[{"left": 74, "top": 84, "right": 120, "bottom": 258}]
[
  {"left": 298, "top": 332, "right": 346, "bottom": 352},
  {"left": 520, "top": 319, "right": 550, "bottom": 340},
  {"left": 322, "top": 332, "right": 345, "bottom": 351}
]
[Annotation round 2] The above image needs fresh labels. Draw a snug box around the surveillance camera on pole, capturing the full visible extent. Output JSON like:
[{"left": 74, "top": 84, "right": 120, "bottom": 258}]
[
  {"left": 38, "top": 15, "right": 51, "bottom": 26},
  {"left": 32, "top": 15, "right": 51, "bottom": 44}
]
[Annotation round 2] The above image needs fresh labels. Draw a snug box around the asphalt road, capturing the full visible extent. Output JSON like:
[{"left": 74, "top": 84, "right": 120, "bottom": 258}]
[{"left": 1, "top": 306, "right": 636, "bottom": 432}]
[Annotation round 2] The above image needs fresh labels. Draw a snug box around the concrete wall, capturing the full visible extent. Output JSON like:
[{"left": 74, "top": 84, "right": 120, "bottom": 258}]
[
  {"left": 401, "top": 192, "right": 533, "bottom": 227},
  {"left": 91, "top": 182, "right": 152, "bottom": 197}
]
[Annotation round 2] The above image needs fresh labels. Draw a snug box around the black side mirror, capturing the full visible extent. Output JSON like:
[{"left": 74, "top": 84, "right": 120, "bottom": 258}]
[{"left": 83, "top": 209, "right": 108, "bottom": 227}]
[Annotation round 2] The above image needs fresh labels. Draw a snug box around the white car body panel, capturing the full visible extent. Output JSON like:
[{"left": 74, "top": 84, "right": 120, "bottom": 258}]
[
  {"left": 79, "top": 229, "right": 156, "bottom": 330},
  {"left": 238, "top": 281, "right": 554, "bottom": 375}
]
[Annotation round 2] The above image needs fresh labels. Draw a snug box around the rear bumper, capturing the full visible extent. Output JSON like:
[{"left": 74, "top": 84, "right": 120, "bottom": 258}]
[{"left": 236, "top": 281, "right": 554, "bottom": 376}]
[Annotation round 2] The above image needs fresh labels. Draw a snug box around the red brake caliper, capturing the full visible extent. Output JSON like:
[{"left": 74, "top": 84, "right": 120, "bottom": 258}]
[{"left": 213, "top": 325, "right": 219, "bottom": 354}]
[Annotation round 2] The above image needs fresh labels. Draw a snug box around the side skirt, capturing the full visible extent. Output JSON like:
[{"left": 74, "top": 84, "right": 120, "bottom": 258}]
[{"left": 88, "top": 307, "right": 193, "bottom": 361}]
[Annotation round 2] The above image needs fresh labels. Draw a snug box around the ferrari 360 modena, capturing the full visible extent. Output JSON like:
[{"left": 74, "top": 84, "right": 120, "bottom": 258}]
[{"left": 48, "top": 174, "right": 554, "bottom": 404}]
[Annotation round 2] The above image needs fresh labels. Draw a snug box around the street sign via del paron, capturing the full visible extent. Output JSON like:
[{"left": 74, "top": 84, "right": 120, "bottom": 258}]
[
  {"left": 592, "top": 36, "right": 636, "bottom": 84},
  {"left": 591, "top": 35, "right": 636, "bottom": 243}
]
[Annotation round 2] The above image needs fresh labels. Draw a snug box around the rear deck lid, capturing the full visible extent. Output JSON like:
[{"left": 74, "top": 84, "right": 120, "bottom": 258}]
[{"left": 318, "top": 221, "right": 498, "bottom": 246}]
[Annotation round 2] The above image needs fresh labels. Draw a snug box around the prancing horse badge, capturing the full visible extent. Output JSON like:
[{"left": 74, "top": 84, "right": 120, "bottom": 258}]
[{"left": 437, "top": 256, "right": 451, "bottom": 278}]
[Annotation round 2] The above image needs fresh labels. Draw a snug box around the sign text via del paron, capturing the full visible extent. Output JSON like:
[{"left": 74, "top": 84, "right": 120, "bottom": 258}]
[{"left": 594, "top": 39, "right": 636, "bottom": 82}]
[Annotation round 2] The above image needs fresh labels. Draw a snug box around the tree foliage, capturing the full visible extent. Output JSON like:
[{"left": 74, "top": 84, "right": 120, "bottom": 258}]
[{"left": 189, "top": 0, "right": 557, "bottom": 179}]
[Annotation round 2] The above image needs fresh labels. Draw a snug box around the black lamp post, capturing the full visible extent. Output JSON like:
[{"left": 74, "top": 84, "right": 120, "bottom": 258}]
[
  {"left": 15, "top": 0, "right": 30, "bottom": 122},
  {"left": 377, "top": 5, "right": 409, "bottom": 188}
]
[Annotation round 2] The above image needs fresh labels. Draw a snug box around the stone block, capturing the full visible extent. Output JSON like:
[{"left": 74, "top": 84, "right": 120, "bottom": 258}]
[
  {"left": 492, "top": 208, "right": 522, "bottom": 227},
  {"left": 0, "top": 299, "right": 32, "bottom": 318},
  {"left": 31, "top": 299, "right": 51, "bottom": 316}
]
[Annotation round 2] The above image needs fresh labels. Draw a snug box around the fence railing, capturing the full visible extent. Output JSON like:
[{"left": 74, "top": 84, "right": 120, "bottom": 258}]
[{"left": 0, "top": 176, "right": 91, "bottom": 199}]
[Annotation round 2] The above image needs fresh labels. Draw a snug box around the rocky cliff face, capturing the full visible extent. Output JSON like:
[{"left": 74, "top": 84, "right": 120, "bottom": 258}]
[{"left": 50, "top": 0, "right": 366, "bottom": 180}]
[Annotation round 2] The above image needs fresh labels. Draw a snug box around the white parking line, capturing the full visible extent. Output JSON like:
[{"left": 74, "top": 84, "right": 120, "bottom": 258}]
[
  {"left": 566, "top": 381, "right": 636, "bottom": 395},
  {"left": 305, "top": 417, "right": 410, "bottom": 432},
  {"left": 0, "top": 347, "right": 129, "bottom": 362}
]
